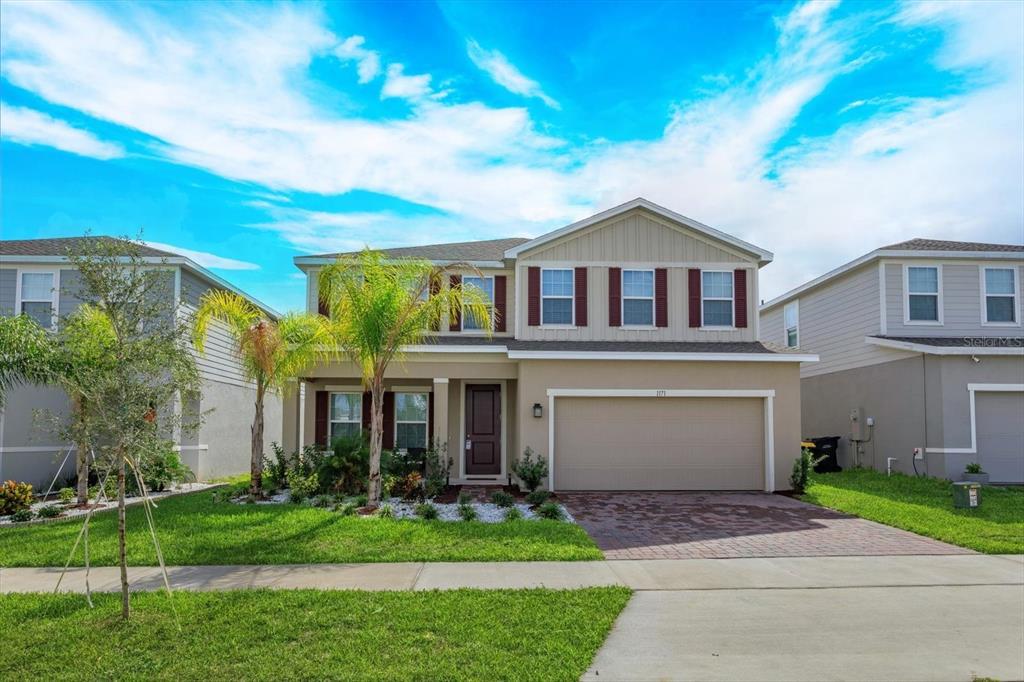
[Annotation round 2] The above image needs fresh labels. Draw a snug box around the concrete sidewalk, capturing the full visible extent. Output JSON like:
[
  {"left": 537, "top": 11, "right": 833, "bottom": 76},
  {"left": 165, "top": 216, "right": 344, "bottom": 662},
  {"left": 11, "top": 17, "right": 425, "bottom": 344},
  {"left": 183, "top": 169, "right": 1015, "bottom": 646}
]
[{"left": 2, "top": 554, "right": 1021, "bottom": 593}]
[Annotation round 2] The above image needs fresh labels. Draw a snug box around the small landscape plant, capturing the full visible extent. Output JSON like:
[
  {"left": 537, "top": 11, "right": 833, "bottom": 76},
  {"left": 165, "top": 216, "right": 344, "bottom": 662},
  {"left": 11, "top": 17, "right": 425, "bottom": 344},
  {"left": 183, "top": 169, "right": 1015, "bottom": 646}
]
[
  {"left": 414, "top": 502, "right": 439, "bottom": 520},
  {"left": 10, "top": 508, "right": 34, "bottom": 523},
  {"left": 36, "top": 504, "right": 63, "bottom": 519},
  {"left": 458, "top": 503, "right": 477, "bottom": 521},
  {"left": 58, "top": 487, "right": 75, "bottom": 505},
  {"left": 353, "top": 494, "right": 369, "bottom": 507},
  {"left": 790, "top": 447, "right": 823, "bottom": 494},
  {"left": 311, "top": 494, "right": 334, "bottom": 508},
  {"left": 490, "top": 490, "right": 514, "bottom": 508},
  {"left": 504, "top": 506, "right": 523, "bottom": 521},
  {"left": 287, "top": 469, "right": 319, "bottom": 504},
  {"left": 525, "top": 489, "right": 550, "bottom": 506},
  {"left": 423, "top": 442, "right": 451, "bottom": 498},
  {"left": 536, "top": 502, "right": 564, "bottom": 521},
  {"left": 376, "top": 503, "right": 395, "bottom": 519},
  {"left": 0, "top": 480, "right": 34, "bottom": 516},
  {"left": 965, "top": 462, "right": 984, "bottom": 474},
  {"left": 334, "top": 502, "right": 357, "bottom": 516},
  {"left": 395, "top": 471, "right": 424, "bottom": 501},
  {"left": 512, "top": 447, "right": 548, "bottom": 492},
  {"left": 457, "top": 490, "right": 473, "bottom": 505}
]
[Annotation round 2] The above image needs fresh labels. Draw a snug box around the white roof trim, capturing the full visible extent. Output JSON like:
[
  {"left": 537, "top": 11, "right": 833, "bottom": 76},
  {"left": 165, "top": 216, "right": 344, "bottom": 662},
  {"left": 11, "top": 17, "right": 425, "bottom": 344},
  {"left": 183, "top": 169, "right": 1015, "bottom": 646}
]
[
  {"left": 294, "top": 257, "right": 506, "bottom": 269},
  {"left": 503, "top": 198, "right": 773, "bottom": 264},
  {"left": 404, "top": 344, "right": 509, "bottom": 354},
  {"left": 865, "top": 336, "right": 1024, "bottom": 356},
  {"left": 507, "top": 350, "right": 818, "bottom": 362},
  {"left": 761, "top": 248, "right": 1024, "bottom": 311}
]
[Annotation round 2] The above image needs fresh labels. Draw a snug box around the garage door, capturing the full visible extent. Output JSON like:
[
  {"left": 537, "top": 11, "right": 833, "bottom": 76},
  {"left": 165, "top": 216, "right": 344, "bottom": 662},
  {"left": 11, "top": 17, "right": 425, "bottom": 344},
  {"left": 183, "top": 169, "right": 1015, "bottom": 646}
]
[
  {"left": 553, "top": 397, "right": 765, "bottom": 490},
  {"left": 976, "top": 392, "right": 1024, "bottom": 484}
]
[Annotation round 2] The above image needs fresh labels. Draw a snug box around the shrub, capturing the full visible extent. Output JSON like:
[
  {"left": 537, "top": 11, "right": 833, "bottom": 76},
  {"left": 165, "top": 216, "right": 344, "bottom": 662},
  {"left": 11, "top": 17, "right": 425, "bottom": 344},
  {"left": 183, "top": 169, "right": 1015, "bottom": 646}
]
[
  {"left": 965, "top": 462, "right": 984, "bottom": 474},
  {"left": 457, "top": 490, "right": 473, "bottom": 505},
  {"left": 536, "top": 502, "right": 564, "bottom": 521},
  {"left": 458, "top": 503, "right": 477, "bottom": 521},
  {"left": 137, "top": 447, "right": 195, "bottom": 492},
  {"left": 525, "top": 489, "right": 550, "bottom": 506},
  {"left": 263, "top": 442, "right": 290, "bottom": 490},
  {"left": 287, "top": 469, "right": 319, "bottom": 504},
  {"left": 0, "top": 480, "right": 34, "bottom": 516},
  {"left": 58, "top": 487, "right": 75, "bottom": 505},
  {"left": 414, "top": 502, "right": 439, "bottom": 520},
  {"left": 504, "top": 506, "right": 523, "bottom": 521},
  {"left": 790, "top": 447, "right": 823, "bottom": 494},
  {"left": 490, "top": 490, "right": 514, "bottom": 508},
  {"left": 335, "top": 502, "right": 357, "bottom": 516},
  {"left": 311, "top": 494, "right": 334, "bottom": 508},
  {"left": 376, "top": 503, "right": 395, "bottom": 519},
  {"left": 320, "top": 434, "right": 370, "bottom": 494},
  {"left": 381, "top": 448, "right": 421, "bottom": 478},
  {"left": 353, "top": 494, "right": 369, "bottom": 508},
  {"left": 37, "top": 504, "right": 62, "bottom": 519},
  {"left": 395, "top": 472, "right": 424, "bottom": 501},
  {"left": 512, "top": 447, "right": 548, "bottom": 492},
  {"left": 423, "top": 442, "right": 452, "bottom": 498},
  {"left": 10, "top": 508, "right": 34, "bottom": 523}
]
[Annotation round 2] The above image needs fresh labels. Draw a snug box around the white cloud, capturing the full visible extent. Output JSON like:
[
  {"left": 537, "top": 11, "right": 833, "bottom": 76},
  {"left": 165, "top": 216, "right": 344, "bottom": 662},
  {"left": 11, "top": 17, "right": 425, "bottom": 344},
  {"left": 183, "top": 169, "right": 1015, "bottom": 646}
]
[
  {"left": 0, "top": 103, "right": 123, "bottom": 159},
  {"left": 380, "top": 63, "right": 433, "bottom": 101},
  {"left": 334, "top": 35, "right": 380, "bottom": 83},
  {"left": 466, "top": 39, "right": 559, "bottom": 109},
  {"left": 143, "top": 241, "right": 260, "bottom": 270}
]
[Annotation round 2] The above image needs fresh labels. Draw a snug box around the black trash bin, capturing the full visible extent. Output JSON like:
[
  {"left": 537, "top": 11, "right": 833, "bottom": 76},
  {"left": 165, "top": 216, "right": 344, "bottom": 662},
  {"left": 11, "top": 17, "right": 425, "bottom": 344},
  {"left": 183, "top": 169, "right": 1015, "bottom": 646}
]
[{"left": 809, "top": 436, "right": 842, "bottom": 473}]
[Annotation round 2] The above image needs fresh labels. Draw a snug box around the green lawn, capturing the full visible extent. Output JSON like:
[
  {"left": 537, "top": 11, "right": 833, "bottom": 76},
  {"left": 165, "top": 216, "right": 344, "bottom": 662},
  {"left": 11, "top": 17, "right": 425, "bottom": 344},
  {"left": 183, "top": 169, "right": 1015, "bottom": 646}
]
[
  {"left": 802, "top": 470, "right": 1024, "bottom": 553},
  {"left": 0, "top": 587, "right": 631, "bottom": 681},
  {"left": 0, "top": 489, "right": 601, "bottom": 567}
]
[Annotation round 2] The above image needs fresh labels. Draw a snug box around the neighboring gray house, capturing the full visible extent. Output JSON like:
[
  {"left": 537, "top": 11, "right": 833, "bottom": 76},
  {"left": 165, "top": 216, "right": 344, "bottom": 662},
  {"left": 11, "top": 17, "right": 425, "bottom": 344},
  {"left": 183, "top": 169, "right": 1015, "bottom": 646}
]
[
  {"left": 0, "top": 237, "right": 282, "bottom": 488},
  {"left": 760, "top": 238, "right": 1024, "bottom": 483}
]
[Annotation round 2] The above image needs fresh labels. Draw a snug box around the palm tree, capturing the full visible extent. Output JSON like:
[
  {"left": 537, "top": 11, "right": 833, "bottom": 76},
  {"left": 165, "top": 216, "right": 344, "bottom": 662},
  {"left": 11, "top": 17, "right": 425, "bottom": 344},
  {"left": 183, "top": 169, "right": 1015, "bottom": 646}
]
[
  {"left": 318, "top": 249, "right": 493, "bottom": 506},
  {"left": 192, "top": 291, "right": 330, "bottom": 497}
]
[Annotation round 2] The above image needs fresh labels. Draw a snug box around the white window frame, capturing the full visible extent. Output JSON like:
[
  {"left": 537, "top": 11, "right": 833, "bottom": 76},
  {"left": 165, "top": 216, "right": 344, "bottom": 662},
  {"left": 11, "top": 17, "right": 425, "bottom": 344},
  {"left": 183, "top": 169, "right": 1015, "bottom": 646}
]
[
  {"left": 540, "top": 268, "right": 575, "bottom": 328},
  {"left": 903, "top": 263, "right": 943, "bottom": 326},
  {"left": 784, "top": 300, "right": 799, "bottom": 348},
  {"left": 15, "top": 268, "right": 60, "bottom": 331},
  {"left": 700, "top": 269, "right": 735, "bottom": 329},
  {"left": 621, "top": 268, "right": 656, "bottom": 328},
  {"left": 328, "top": 392, "right": 362, "bottom": 442},
  {"left": 461, "top": 275, "right": 494, "bottom": 333},
  {"left": 393, "top": 390, "right": 430, "bottom": 451},
  {"left": 980, "top": 266, "right": 1020, "bottom": 327}
]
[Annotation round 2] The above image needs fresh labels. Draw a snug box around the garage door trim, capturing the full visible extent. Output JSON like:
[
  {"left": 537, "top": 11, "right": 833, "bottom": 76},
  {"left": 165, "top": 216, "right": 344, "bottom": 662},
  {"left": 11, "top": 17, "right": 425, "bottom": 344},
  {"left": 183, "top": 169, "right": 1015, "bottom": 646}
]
[
  {"left": 925, "top": 382, "right": 1024, "bottom": 455},
  {"left": 546, "top": 388, "right": 776, "bottom": 493}
]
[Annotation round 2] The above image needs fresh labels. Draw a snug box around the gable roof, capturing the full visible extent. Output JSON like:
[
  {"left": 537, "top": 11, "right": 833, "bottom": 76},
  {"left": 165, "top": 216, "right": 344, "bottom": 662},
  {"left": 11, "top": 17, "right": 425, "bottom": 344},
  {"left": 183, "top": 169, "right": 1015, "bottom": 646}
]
[
  {"left": 1, "top": 236, "right": 279, "bottom": 318},
  {"left": 761, "top": 237, "right": 1024, "bottom": 312},
  {"left": 298, "top": 237, "right": 529, "bottom": 265},
  {"left": 503, "top": 197, "right": 774, "bottom": 265}
]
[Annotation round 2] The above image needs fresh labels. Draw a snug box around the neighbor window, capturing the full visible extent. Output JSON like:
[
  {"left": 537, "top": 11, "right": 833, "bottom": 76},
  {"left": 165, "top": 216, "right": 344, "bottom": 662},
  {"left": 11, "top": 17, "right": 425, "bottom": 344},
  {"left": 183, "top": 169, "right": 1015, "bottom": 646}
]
[
  {"left": 329, "top": 392, "right": 362, "bottom": 443},
  {"left": 702, "top": 271, "right": 734, "bottom": 327},
  {"left": 622, "top": 269, "right": 654, "bottom": 326},
  {"left": 984, "top": 267, "right": 1017, "bottom": 324},
  {"left": 906, "top": 266, "right": 940, "bottom": 322},
  {"left": 394, "top": 392, "right": 429, "bottom": 450},
  {"left": 784, "top": 300, "right": 799, "bottom": 348},
  {"left": 541, "top": 269, "right": 574, "bottom": 325},
  {"left": 462, "top": 276, "right": 494, "bottom": 331},
  {"left": 19, "top": 271, "right": 56, "bottom": 329}
]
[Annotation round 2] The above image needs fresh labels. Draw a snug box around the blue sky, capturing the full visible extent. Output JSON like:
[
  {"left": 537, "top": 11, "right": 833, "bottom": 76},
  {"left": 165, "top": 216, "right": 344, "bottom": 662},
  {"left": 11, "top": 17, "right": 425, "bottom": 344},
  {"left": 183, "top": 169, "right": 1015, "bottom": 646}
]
[{"left": 1, "top": 0, "right": 1022, "bottom": 313}]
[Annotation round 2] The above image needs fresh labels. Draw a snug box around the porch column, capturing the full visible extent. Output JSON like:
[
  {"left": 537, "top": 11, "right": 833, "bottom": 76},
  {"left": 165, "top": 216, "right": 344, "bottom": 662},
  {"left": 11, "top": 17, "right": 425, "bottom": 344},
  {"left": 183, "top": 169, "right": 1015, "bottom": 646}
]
[
  {"left": 282, "top": 380, "right": 301, "bottom": 453},
  {"left": 432, "top": 378, "right": 449, "bottom": 453}
]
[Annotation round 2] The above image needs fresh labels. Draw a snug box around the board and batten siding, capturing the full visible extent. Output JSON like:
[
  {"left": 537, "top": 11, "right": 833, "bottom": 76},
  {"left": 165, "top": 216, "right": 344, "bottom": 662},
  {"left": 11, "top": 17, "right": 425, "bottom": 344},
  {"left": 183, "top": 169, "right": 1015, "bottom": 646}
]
[
  {"left": 885, "top": 262, "right": 1024, "bottom": 338},
  {"left": 760, "top": 262, "right": 913, "bottom": 378}
]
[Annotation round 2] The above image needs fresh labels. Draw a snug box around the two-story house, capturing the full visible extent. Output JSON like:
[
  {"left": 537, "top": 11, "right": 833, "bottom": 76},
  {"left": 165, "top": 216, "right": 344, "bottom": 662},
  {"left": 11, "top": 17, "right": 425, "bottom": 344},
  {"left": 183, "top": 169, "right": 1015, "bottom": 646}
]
[
  {"left": 760, "top": 239, "right": 1024, "bottom": 483},
  {"left": 284, "top": 198, "right": 815, "bottom": 492},
  {"left": 0, "top": 237, "right": 282, "bottom": 487}
]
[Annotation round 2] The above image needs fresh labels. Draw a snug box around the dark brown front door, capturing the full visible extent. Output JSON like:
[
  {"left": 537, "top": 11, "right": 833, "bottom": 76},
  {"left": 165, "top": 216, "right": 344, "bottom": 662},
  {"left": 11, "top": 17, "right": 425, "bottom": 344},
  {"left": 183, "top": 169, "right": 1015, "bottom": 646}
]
[{"left": 465, "top": 384, "right": 501, "bottom": 475}]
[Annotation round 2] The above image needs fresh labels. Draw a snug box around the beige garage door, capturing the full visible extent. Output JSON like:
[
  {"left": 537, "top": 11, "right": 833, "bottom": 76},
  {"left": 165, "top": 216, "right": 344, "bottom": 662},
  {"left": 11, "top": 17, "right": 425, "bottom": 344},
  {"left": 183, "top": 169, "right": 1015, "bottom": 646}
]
[
  {"left": 976, "top": 392, "right": 1024, "bottom": 484},
  {"left": 554, "top": 397, "right": 765, "bottom": 491}
]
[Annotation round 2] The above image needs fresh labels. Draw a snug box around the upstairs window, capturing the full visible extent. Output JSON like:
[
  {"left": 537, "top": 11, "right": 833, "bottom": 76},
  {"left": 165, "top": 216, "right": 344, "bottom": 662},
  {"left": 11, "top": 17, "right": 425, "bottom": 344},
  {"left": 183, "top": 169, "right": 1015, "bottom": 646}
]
[
  {"left": 462, "top": 276, "right": 493, "bottom": 331},
  {"left": 984, "top": 267, "right": 1017, "bottom": 324},
  {"left": 784, "top": 301, "right": 799, "bottom": 348},
  {"left": 329, "top": 392, "right": 362, "bottom": 443},
  {"left": 541, "top": 269, "right": 574, "bottom": 325},
  {"left": 394, "top": 392, "right": 429, "bottom": 450},
  {"left": 702, "top": 271, "right": 734, "bottom": 327},
  {"left": 19, "top": 271, "right": 56, "bottom": 329},
  {"left": 622, "top": 269, "right": 654, "bottom": 326},
  {"left": 906, "top": 266, "right": 941, "bottom": 323}
]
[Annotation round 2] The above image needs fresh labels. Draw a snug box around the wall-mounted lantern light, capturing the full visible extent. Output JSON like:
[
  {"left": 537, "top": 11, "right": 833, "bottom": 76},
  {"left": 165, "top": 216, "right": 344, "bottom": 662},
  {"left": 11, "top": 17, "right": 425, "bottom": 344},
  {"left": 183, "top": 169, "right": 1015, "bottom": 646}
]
[{"left": 532, "top": 402, "right": 543, "bottom": 418}]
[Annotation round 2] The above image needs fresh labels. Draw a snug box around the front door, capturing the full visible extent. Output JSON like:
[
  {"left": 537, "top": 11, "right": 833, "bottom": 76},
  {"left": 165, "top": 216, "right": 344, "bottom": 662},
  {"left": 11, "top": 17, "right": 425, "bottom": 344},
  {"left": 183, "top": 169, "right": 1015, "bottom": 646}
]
[{"left": 465, "top": 384, "right": 501, "bottom": 475}]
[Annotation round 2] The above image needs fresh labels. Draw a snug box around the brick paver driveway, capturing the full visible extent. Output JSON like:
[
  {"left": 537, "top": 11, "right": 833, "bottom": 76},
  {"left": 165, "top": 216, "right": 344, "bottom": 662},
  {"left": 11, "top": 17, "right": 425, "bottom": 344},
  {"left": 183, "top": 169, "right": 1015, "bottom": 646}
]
[{"left": 559, "top": 492, "right": 973, "bottom": 560}]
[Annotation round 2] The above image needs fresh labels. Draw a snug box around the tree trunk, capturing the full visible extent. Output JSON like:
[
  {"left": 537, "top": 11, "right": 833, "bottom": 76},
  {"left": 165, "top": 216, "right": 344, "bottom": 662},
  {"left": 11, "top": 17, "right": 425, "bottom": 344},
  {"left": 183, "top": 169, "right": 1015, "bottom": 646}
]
[
  {"left": 250, "top": 383, "right": 265, "bottom": 497},
  {"left": 117, "top": 450, "right": 130, "bottom": 620},
  {"left": 71, "top": 395, "right": 90, "bottom": 505},
  {"left": 367, "top": 376, "right": 385, "bottom": 505}
]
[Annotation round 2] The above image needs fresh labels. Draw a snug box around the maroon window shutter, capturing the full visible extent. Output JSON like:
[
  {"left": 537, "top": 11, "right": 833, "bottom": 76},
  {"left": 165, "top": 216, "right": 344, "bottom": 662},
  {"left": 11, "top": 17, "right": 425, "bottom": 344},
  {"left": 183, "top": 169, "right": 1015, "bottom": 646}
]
[
  {"left": 428, "top": 391, "right": 435, "bottom": 444},
  {"left": 574, "top": 267, "right": 588, "bottom": 326},
  {"left": 655, "top": 268, "right": 668, "bottom": 328},
  {"left": 494, "top": 275, "right": 507, "bottom": 332},
  {"left": 382, "top": 392, "right": 395, "bottom": 450},
  {"left": 429, "top": 274, "right": 441, "bottom": 331},
  {"left": 449, "top": 274, "right": 462, "bottom": 331},
  {"left": 527, "top": 267, "right": 540, "bottom": 326},
  {"left": 608, "top": 267, "right": 621, "bottom": 327},
  {"left": 734, "top": 269, "right": 748, "bottom": 328},
  {"left": 688, "top": 268, "right": 702, "bottom": 327},
  {"left": 314, "top": 391, "right": 328, "bottom": 446},
  {"left": 361, "top": 391, "right": 372, "bottom": 433}
]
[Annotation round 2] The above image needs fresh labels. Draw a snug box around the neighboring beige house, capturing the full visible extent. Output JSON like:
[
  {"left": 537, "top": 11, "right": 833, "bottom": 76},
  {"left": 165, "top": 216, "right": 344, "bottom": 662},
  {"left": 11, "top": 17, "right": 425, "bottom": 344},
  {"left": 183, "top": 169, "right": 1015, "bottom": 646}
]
[
  {"left": 284, "top": 198, "right": 815, "bottom": 492},
  {"left": 760, "top": 239, "right": 1024, "bottom": 484},
  {"left": 0, "top": 237, "right": 282, "bottom": 487}
]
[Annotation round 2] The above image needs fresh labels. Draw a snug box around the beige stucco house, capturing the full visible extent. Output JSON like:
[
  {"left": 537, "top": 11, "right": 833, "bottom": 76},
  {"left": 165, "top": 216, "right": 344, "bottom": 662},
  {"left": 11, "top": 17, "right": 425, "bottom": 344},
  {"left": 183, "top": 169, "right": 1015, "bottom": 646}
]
[
  {"left": 760, "top": 238, "right": 1024, "bottom": 483},
  {"left": 283, "top": 198, "right": 814, "bottom": 492}
]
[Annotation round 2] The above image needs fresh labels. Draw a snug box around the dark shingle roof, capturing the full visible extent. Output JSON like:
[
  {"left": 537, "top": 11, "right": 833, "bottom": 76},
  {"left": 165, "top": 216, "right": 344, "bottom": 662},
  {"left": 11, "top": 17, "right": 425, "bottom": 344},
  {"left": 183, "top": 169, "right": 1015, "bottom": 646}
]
[
  {"left": 0, "top": 236, "right": 179, "bottom": 258},
  {"left": 315, "top": 237, "right": 531, "bottom": 262},
  {"left": 872, "top": 336, "right": 1023, "bottom": 348},
  {"left": 416, "top": 337, "right": 789, "bottom": 354},
  {"left": 881, "top": 238, "right": 1024, "bottom": 253}
]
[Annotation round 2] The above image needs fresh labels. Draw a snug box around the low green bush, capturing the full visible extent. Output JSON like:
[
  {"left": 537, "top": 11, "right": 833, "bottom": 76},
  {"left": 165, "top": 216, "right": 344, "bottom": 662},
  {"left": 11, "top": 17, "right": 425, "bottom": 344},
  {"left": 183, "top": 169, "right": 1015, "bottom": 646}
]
[
  {"left": 490, "top": 491, "right": 514, "bottom": 508},
  {"left": 512, "top": 447, "right": 548, "bottom": 493},
  {"left": 311, "top": 494, "right": 334, "bottom": 508},
  {"left": 525, "top": 489, "right": 550, "bottom": 506},
  {"left": 10, "top": 508, "right": 34, "bottom": 523},
  {"left": 287, "top": 469, "right": 319, "bottom": 504},
  {"left": 36, "top": 504, "right": 63, "bottom": 519},
  {"left": 1, "top": 480, "right": 34, "bottom": 515},
  {"left": 58, "top": 488, "right": 75, "bottom": 505},
  {"left": 353, "top": 494, "right": 368, "bottom": 508},
  {"left": 376, "top": 503, "right": 395, "bottom": 519},
  {"left": 965, "top": 462, "right": 984, "bottom": 474},
  {"left": 458, "top": 503, "right": 477, "bottom": 521},
  {"left": 504, "top": 506, "right": 523, "bottom": 522},
  {"left": 334, "top": 502, "right": 357, "bottom": 517},
  {"left": 536, "top": 502, "right": 564, "bottom": 521},
  {"left": 790, "top": 447, "right": 824, "bottom": 494},
  {"left": 415, "top": 502, "right": 439, "bottom": 520},
  {"left": 457, "top": 490, "right": 473, "bottom": 505}
]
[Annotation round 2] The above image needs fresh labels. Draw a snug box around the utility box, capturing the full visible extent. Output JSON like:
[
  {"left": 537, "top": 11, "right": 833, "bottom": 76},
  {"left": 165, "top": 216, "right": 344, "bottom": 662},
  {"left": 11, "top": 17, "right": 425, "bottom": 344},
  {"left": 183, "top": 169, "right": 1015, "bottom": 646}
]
[{"left": 952, "top": 482, "right": 981, "bottom": 509}]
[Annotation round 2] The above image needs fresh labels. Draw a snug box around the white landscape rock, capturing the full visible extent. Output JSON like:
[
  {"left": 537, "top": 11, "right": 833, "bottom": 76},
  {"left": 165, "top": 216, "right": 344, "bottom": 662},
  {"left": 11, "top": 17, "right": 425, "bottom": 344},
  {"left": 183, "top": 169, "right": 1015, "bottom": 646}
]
[{"left": 0, "top": 482, "right": 217, "bottom": 525}]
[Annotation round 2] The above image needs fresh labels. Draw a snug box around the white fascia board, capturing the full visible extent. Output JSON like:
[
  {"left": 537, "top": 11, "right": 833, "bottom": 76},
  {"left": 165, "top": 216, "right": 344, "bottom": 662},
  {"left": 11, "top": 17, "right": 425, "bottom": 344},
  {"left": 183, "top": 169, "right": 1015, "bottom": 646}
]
[
  {"left": 293, "top": 256, "right": 506, "bottom": 269},
  {"left": 404, "top": 344, "right": 509, "bottom": 353},
  {"left": 865, "top": 336, "right": 1024, "bottom": 356},
  {"left": 503, "top": 198, "right": 773, "bottom": 264},
  {"left": 508, "top": 350, "right": 819, "bottom": 362},
  {"left": 546, "top": 388, "right": 776, "bottom": 398}
]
